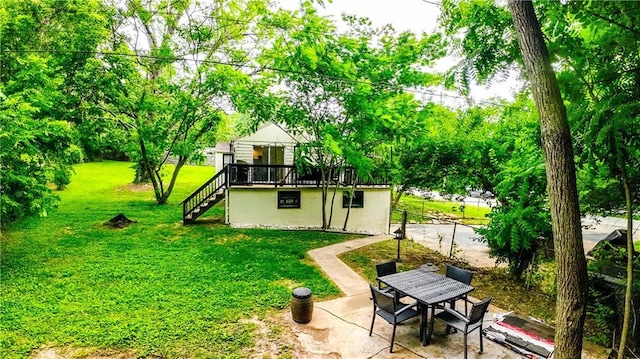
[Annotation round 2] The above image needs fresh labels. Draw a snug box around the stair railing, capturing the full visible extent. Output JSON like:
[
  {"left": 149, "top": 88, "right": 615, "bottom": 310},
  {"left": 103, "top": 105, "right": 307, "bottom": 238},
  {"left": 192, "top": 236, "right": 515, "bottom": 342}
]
[{"left": 182, "top": 165, "right": 229, "bottom": 222}]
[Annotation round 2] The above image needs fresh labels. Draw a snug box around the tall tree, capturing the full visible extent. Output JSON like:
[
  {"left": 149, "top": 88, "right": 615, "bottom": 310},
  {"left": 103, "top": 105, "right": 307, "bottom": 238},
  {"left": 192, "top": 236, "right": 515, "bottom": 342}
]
[
  {"left": 507, "top": 2, "right": 587, "bottom": 358},
  {"left": 248, "top": 2, "right": 443, "bottom": 230},
  {"left": 440, "top": 0, "right": 640, "bottom": 353},
  {"left": 539, "top": 3, "right": 640, "bottom": 354},
  {"left": 96, "top": 0, "right": 266, "bottom": 204}
]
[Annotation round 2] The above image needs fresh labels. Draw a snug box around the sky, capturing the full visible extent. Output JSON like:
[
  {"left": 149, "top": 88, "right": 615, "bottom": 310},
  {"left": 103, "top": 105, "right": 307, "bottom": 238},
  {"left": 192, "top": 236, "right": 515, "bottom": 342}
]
[{"left": 277, "top": 0, "right": 521, "bottom": 106}]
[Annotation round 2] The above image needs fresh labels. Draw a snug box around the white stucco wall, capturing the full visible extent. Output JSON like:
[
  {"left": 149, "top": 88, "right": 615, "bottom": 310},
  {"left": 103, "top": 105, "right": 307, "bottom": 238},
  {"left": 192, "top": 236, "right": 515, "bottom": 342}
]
[{"left": 226, "top": 187, "right": 391, "bottom": 234}]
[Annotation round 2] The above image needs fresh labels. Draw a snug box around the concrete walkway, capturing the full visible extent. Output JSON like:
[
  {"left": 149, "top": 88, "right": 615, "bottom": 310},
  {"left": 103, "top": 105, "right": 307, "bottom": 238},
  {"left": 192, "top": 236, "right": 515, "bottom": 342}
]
[
  {"left": 282, "top": 235, "right": 610, "bottom": 358},
  {"left": 308, "top": 236, "right": 387, "bottom": 297}
]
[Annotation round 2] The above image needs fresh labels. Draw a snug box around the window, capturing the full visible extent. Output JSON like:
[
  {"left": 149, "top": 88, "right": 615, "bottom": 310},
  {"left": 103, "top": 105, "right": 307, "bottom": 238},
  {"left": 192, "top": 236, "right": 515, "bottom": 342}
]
[
  {"left": 343, "top": 190, "right": 364, "bottom": 208},
  {"left": 278, "top": 191, "right": 301, "bottom": 209},
  {"left": 222, "top": 154, "right": 234, "bottom": 167}
]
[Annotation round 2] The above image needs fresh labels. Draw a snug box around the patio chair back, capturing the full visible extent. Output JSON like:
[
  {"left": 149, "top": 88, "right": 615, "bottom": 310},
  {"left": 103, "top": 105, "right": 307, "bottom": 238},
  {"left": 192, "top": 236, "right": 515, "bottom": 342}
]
[
  {"left": 369, "top": 284, "right": 419, "bottom": 353},
  {"left": 370, "top": 283, "right": 397, "bottom": 313},
  {"left": 376, "top": 261, "right": 397, "bottom": 278},
  {"left": 468, "top": 296, "right": 493, "bottom": 325},
  {"left": 446, "top": 265, "right": 473, "bottom": 285},
  {"left": 435, "top": 296, "right": 493, "bottom": 359},
  {"left": 445, "top": 266, "right": 474, "bottom": 315}
]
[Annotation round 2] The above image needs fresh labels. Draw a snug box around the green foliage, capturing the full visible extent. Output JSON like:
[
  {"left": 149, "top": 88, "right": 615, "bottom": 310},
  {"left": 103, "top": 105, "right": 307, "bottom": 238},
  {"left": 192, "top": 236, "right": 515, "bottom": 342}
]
[
  {"left": 585, "top": 274, "right": 618, "bottom": 347},
  {"left": 440, "top": 0, "right": 520, "bottom": 92},
  {"left": 0, "top": 0, "right": 111, "bottom": 226},
  {"left": 52, "top": 165, "right": 72, "bottom": 190},
  {"left": 397, "top": 91, "right": 550, "bottom": 279},
  {"left": 439, "top": 0, "right": 640, "bottom": 221},
  {"left": 245, "top": 3, "right": 445, "bottom": 228},
  {"left": 89, "top": 0, "right": 270, "bottom": 204},
  {"left": 1, "top": 161, "right": 358, "bottom": 358},
  {"left": 476, "top": 128, "right": 551, "bottom": 279}
]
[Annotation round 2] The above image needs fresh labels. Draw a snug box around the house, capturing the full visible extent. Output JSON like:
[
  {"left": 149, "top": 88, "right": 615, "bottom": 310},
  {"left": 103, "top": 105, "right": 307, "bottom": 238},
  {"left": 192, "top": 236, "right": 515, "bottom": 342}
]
[
  {"left": 211, "top": 122, "right": 300, "bottom": 170},
  {"left": 183, "top": 122, "right": 391, "bottom": 234}
]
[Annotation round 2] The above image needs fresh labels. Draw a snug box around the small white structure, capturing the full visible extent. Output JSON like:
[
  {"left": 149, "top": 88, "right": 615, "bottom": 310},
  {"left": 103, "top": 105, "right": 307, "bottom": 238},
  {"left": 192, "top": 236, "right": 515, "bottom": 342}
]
[
  {"left": 226, "top": 186, "right": 391, "bottom": 234},
  {"left": 184, "top": 122, "right": 391, "bottom": 234}
]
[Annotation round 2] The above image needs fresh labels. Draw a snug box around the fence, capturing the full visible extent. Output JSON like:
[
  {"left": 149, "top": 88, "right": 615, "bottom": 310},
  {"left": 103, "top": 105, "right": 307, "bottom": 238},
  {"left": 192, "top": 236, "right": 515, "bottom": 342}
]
[{"left": 391, "top": 208, "right": 501, "bottom": 269}]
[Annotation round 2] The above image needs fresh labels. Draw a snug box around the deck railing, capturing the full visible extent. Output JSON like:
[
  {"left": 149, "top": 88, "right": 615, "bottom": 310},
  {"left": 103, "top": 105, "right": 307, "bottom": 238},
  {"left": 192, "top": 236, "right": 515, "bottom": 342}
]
[
  {"left": 227, "top": 164, "right": 388, "bottom": 187},
  {"left": 182, "top": 164, "right": 388, "bottom": 224},
  {"left": 182, "top": 166, "right": 228, "bottom": 221}
]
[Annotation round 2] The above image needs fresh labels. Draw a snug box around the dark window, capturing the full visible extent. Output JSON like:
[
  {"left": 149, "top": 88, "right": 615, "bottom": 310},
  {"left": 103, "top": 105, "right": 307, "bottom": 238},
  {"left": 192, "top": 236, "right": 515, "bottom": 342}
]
[
  {"left": 343, "top": 190, "right": 364, "bottom": 208},
  {"left": 278, "top": 191, "right": 301, "bottom": 209}
]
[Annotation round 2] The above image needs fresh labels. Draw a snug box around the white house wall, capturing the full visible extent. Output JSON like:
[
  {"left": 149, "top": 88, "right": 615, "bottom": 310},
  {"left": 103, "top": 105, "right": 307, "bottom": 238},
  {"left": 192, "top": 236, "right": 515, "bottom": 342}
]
[
  {"left": 233, "top": 142, "right": 255, "bottom": 164},
  {"left": 226, "top": 187, "right": 390, "bottom": 234},
  {"left": 234, "top": 123, "right": 299, "bottom": 165}
]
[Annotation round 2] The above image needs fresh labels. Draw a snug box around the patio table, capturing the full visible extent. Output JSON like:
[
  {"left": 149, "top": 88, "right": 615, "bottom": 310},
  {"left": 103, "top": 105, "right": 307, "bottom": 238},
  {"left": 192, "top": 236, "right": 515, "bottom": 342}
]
[{"left": 378, "top": 267, "right": 474, "bottom": 345}]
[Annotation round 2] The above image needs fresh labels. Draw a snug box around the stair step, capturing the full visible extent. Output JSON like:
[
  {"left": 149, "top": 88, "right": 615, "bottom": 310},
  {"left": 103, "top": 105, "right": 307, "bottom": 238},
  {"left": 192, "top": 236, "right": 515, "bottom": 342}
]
[{"left": 183, "top": 168, "right": 228, "bottom": 224}]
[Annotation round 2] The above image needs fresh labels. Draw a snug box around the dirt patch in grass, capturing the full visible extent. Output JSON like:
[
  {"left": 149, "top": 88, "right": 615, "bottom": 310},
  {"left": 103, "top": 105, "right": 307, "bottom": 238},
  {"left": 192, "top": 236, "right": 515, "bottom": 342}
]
[
  {"left": 29, "top": 315, "right": 301, "bottom": 359},
  {"left": 30, "top": 347, "right": 140, "bottom": 359},
  {"left": 240, "top": 314, "right": 301, "bottom": 358},
  {"left": 103, "top": 213, "right": 137, "bottom": 229},
  {"left": 116, "top": 183, "right": 152, "bottom": 192}
]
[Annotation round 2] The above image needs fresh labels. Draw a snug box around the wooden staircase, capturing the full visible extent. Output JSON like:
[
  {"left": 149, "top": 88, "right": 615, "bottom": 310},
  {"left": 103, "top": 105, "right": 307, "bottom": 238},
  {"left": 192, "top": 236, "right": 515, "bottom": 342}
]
[{"left": 182, "top": 166, "right": 228, "bottom": 224}]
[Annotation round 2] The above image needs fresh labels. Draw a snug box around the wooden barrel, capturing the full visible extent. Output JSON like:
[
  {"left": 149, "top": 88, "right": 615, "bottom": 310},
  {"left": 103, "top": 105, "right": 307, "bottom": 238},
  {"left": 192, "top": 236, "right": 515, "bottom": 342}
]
[{"left": 291, "top": 287, "right": 313, "bottom": 323}]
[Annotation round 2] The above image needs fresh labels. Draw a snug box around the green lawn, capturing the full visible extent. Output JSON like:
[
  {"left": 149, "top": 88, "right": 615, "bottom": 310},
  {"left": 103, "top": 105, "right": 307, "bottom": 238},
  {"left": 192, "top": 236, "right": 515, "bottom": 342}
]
[
  {"left": 0, "top": 161, "right": 360, "bottom": 358},
  {"left": 392, "top": 194, "right": 491, "bottom": 225}
]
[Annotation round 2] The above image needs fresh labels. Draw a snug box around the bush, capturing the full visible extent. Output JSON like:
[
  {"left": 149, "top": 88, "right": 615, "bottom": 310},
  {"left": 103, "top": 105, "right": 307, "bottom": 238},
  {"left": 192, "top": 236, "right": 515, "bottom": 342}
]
[{"left": 52, "top": 165, "right": 73, "bottom": 190}]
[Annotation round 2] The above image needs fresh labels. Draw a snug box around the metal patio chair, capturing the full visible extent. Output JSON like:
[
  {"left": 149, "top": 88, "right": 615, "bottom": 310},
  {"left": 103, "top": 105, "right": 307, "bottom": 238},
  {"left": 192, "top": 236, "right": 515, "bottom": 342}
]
[
  {"left": 369, "top": 284, "right": 420, "bottom": 353},
  {"left": 445, "top": 265, "right": 474, "bottom": 315},
  {"left": 435, "top": 296, "right": 493, "bottom": 359},
  {"left": 375, "top": 261, "right": 411, "bottom": 302}
]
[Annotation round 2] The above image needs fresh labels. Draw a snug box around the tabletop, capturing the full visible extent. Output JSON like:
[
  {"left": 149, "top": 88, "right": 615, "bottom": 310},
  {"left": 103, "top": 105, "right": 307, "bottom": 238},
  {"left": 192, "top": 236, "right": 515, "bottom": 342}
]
[
  {"left": 378, "top": 267, "right": 475, "bottom": 345},
  {"left": 378, "top": 267, "right": 474, "bottom": 305}
]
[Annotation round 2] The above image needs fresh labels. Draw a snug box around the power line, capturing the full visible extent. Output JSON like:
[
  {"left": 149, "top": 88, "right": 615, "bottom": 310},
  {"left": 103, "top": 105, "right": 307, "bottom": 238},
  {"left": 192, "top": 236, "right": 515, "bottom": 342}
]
[
  {"left": 1, "top": 49, "right": 518, "bottom": 109},
  {"left": 421, "top": 0, "right": 442, "bottom": 6}
]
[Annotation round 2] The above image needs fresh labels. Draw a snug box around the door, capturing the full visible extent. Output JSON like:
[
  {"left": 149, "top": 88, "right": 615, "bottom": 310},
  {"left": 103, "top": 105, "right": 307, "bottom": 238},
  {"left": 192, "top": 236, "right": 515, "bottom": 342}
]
[{"left": 253, "top": 145, "right": 284, "bottom": 182}]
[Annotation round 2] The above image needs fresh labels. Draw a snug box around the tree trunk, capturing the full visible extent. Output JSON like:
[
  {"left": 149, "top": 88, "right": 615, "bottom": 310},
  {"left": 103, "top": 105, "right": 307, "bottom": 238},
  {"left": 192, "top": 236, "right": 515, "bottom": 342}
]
[
  {"left": 133, "top": 162, "right": 151, "bottom": 183},
  {"left": 507, "top": 2, "right": 588, "bottom": 359},
  {"left": 391, "top": 185, "right": 404, "bottom": 211},
  {"left": 320, "top": 167, "right": 329, "bottom": 229},
  {"left": 160, "top": 156, "right": 186, "bottom": 205},
  {"left": 618, "top": 164, "right": 633, "bottom": 359},
  {"left": 342, "top": 180, "right": 358, "bottom": 231},
  {"left": 139, "top": 138, "right": 163, "bottom": 204}
]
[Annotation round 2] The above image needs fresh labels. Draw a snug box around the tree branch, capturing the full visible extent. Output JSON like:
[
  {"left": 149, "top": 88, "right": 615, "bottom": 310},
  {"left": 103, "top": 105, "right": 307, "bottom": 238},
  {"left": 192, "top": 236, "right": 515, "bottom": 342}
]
[{"left": 585, "top": 10, "right": 640, "bottom": 37}]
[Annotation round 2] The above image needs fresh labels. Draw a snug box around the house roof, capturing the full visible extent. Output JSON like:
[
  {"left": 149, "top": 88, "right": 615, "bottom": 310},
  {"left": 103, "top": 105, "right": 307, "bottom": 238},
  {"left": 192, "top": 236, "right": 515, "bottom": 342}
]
[
  {"left": 233, "top": 121, "right": 301, "bottom": 145},
  {"left": 214, "top": 142, "right": 233, "bottom": 152}
]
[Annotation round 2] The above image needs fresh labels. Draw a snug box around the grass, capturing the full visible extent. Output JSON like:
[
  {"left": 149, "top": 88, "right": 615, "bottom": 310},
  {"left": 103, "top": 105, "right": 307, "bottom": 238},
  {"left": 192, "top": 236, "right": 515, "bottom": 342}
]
[
  {"left": 391, "top": 194, "right": 491, "bottom": 225},
  {"left": 0, "top": 161, "right": 362, "bottom": 358}
]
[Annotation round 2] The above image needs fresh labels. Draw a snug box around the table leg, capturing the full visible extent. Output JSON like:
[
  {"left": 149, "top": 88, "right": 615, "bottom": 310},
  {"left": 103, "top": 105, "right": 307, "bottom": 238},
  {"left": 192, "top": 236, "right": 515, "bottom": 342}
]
[
  {"left": 419, "top": 304, "right": 427, "bottom": 341},
  {"left": 423, "top": 304, "right": 436, "bottom": 346}
]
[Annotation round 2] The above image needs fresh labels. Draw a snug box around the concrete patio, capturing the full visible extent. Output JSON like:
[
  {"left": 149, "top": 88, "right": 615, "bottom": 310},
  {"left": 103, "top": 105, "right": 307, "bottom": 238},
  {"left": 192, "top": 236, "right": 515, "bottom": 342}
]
[{"left": 283, "top": 235, "right": 610, "bottom": 358}]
